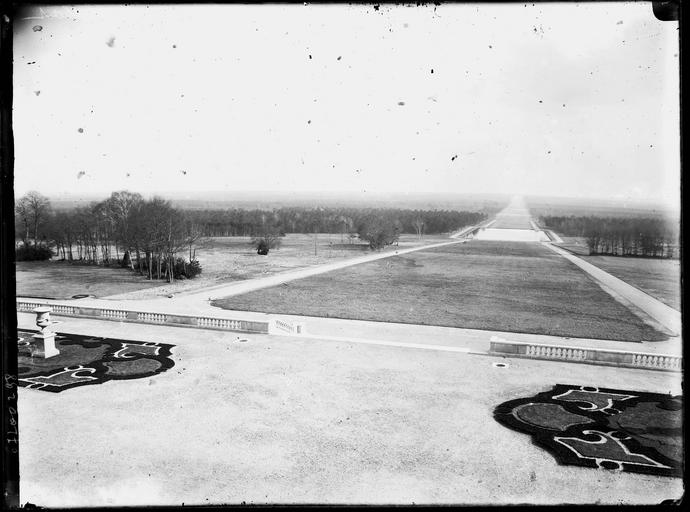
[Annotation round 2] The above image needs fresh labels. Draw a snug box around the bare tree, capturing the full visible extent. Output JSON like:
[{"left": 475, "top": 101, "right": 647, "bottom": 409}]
[
  {"left": 106, "top": 190, "right": 143, "bottom": 267},
  {"left": 16, "top": 191, "right": 50, "bottom": 245},
  {"left": 14, "top": 196, "right": 31, "bottom": 245},
  {"left": 413, "top": 217, "right": 425, "bottom": 239}
]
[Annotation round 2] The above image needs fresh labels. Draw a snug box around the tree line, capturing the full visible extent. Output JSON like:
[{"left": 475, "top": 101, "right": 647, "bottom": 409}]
[
  {"left": 539, "top": 215, "right": 680, "bottom": 258},
  {"left": 15, "top": 191, "right": 202, "bottom": 281},
  {"left": 183, "top": 207, "right": 486, "bottom": 239}
]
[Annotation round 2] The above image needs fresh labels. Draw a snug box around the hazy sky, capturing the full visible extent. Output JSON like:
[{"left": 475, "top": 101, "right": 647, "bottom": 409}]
[{"left": 13, "top": 3, "right": 679, "bottom": 207}]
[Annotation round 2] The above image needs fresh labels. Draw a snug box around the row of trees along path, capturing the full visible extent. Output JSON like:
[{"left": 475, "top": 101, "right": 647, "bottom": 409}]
[{"left": 540, "top": 215, "right": 679, "bottom": 258}]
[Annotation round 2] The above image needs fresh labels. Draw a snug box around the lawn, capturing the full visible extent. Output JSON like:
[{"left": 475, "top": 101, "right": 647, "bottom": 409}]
[
  {"left": 15, "top": 261, "right": 164, "bottom": 299},
  {"left": 214, "top": 240, "right": 669, "bottom": 342},
  {"left": 581, "top": 255, "right": 681, "bottom": 311},
  {"left": 15, "top": 233, "right": 452, "bottom": 300},
  {"left": 192, "top": 233, "right": 449, "bottom": 282}
]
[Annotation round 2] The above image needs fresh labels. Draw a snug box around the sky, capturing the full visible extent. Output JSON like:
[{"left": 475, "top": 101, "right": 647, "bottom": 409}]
[{"left": 13, "top": 3, "right": 680, "bottom": 208}]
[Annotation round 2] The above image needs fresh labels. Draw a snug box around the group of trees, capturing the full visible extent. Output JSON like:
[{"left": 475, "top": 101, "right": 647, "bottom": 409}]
[
  {"left": 184, "top": 207, "right": 486, "bottom": 241},
  {"left": 16, "top": 190, "right": 488, "bottom": 266},
  {"left": 540, "top": 215, "right": 680, "bottom": 258},
  {"left": 15, "top": 191, "right": 203, "bottom": 282}
]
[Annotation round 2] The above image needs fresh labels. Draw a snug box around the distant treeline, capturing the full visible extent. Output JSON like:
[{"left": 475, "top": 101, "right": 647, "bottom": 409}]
[
  {"left": 184, "top": 207, "right": 486, "bottom": 238},
  {"left": 540, "top": 215, "right": 680, "bottom": 258}
]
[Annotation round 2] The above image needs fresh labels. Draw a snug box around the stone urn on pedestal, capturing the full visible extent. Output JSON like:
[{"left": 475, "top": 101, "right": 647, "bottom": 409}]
[{"left": 32, "top": 306, "right": 60, "bottom": 358}]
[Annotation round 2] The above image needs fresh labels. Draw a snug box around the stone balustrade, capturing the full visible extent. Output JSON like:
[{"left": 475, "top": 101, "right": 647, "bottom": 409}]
[
  {"left": 17, "top": 299, "right": 269, "bottom": 334},
  {"left": 490, "top": 339, "right": 682, "bottom": 372}
]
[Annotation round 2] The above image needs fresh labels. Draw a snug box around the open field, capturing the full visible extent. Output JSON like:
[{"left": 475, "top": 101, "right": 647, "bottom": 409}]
[
  {"left": 16, "top": 233, "right": 453, "bottom": 300},
  {"left": 17, "top": 314, "right": 682, "bottom": 506},
  {"left": 15, "top": 261, "right": 163, "bottom": 299},
  {"left": 213, "top": 241, "right": 669, "bottom": 342},
  {"left": 581, "top": 256, "right": 681, "bottom": 312},
  {"left": 193, "top": 233, "right": 450, "bottom": 281},
  {"left": 550, "top": 238, "right": 680, "bottom": 310},
  {"left": 526, "top": 196, "right": 679, "bottom": 220}
]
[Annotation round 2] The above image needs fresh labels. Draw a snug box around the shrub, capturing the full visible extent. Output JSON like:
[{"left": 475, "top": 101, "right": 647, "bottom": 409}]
[
  {"left": 15, "top": 244, "right": 53, "bottom": 261},
  {"left": 138, "top": 256, "right": 202, "bottom": 280},
  {"left": 177, "top": 258, "right": 202, "bottom": 279},
  {"left": 161, "top": 257, "right": 202, "bottom": 279},
  {"left": 251, "top": 235, "right": 282, "bottom": 255}
]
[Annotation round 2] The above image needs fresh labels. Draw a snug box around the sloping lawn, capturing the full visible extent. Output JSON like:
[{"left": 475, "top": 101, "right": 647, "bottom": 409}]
[{"left": 213, "top": 241, "right": 669, "bottom": 342}]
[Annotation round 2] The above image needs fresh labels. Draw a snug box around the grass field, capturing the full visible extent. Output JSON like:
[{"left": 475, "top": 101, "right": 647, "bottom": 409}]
[
  {"left": 214, "top": 240, "right": 668, "bottom": 342},
  {"left": 15, "top": 261, "right": 164, "bottom": 299},
  {"left": 551, "top": 237, "right": 680, "bottom": 310},
  {"left": 581, "top": 255, "right": 681, "bottom": 311},
  {"left": 16, "top": 233, "right": 451, "bottom": 299},
  {"left": 193, "top": 233, "right": 449, "bottom": 281}
]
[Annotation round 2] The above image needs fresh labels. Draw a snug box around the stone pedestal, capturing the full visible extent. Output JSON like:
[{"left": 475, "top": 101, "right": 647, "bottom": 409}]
[
  {"left": 32, "top": 306, "right": 61, "bottom": 359},
  {"left": 31, "top": 331, "right": 60, "bottom": 358}
]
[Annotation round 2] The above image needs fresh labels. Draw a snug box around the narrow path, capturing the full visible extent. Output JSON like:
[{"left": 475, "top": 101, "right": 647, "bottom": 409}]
[{"left": 543, "top": 242, "right": 681, "bottom": 337}]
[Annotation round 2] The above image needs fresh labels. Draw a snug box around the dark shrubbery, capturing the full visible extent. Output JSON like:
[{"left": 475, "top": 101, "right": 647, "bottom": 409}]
[
  {"left": 251, "top": 235, "right": 282, "bottom": 255},
  {"left": 169, "top": 258, "right": 202, "bottom": 279},
  {"left": 15, "top": 245, "right": 53, "bottom": 261},
  {"left": 256, "top": 239, "right": 269, "bottom": 255},
  {"left": 139, "top": 256, "right": 203, "bottom": 279}
]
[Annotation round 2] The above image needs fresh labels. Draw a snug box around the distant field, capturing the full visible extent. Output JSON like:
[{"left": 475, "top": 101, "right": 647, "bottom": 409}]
[
  {"left": 526, "top": 197, "right": 678, "bottom": 220},
  {"left": 581, "top": 256, "right": 681, "bottom": 311},
  {"left": 16, "top": 233, "right": 453, "bottom": 299},
  {"left": 214, "top": 240, "right": 669, "bottom": 342},
  {"left": 193, "top": 233, "right": 450, "bottom": 281}
]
